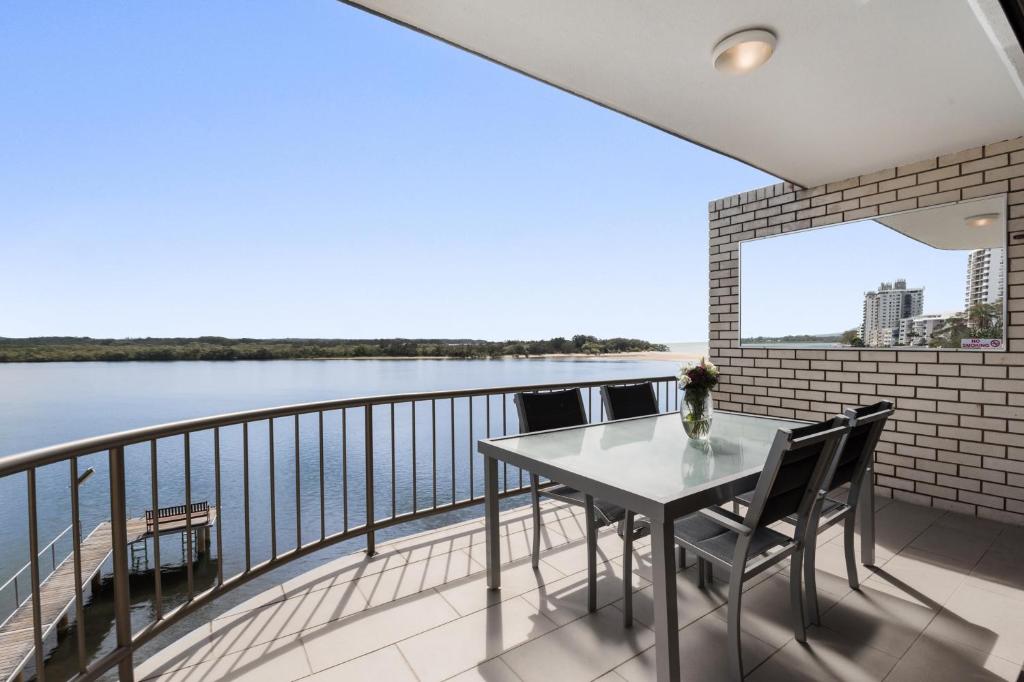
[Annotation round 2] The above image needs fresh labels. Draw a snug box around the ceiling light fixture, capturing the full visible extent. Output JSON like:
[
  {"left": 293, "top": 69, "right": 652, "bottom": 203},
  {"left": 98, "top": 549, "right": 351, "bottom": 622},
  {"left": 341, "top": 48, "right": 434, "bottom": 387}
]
[
  {"left": 712, "top": 28, "right": 777, "bottom": 75},
  {"left": 965, "top": 213, "right": 1000, "bottom": 228}
]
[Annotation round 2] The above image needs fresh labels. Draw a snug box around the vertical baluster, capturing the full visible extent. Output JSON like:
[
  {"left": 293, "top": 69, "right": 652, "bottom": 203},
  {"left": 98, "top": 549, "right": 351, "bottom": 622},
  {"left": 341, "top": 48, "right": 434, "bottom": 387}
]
[
  {"left": 508, "top": 394, "right": 522, "bottom": 489},
  {"left": 674, "top": 380, "right": 679, "bottom": 410},
  {"left": 450, "top": 397, "right": 456, "bottom": 504},
  {"left": 184, "top": 432, "right": 194, "bottom": 600},
  {"left": 411, "top": 401, "right": 417, "bottom": 514},
  {"left": 588, "top": 386, "right": 593, "bottom": 421},
  {"left": 469, "top": 396, "right": 474, "bottom": 499},
  {"left": 214, "top": 427, "right": 224, "bottom": 586},
  {"left": 148, "top": 441, "right": 162, "bottom": 619},
  {"left": 342, "top": 409, "right": 348, "bottom": 531},
  {"left": 365, "top": 405, "right": 375, "bottom": 555},
  {"left": 431, "top": 399, "right": 437, "bottom": 510},
  {"left": 243, "top": 422, "right": 251, "bottom": 571},
  {"left": 70, "top": 457, "right": 87, "bottom": 673},
  {"left": 26, "top": 468, "right": 45, "bottom": 682},
  {"left": 108, "top": 446, "right": 134, "bottom": 681},
  {"left": 269, "top": 418, "right": 277, "bottom": 559},
  {"left": 390, "top": 403, "right": 396, "bottom": 518},
  {"left": 318, "top": 411, "right": 325, "bottom": 541},
  {"left": 294, "top": 414, "right": 301, "bottom": 550}
]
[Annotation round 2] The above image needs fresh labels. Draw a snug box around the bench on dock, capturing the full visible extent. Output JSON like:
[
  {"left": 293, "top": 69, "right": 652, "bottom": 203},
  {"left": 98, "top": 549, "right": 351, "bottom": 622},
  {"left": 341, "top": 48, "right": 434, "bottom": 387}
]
[{"left": 145, "top": 501, "right": 210, "bottom": 534}]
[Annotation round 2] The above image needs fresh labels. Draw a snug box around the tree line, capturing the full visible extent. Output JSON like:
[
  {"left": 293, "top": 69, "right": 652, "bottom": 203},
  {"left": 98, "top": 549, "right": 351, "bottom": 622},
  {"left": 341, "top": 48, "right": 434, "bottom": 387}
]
[{"left": 0, "top": 335, "right": 669, "bottom": 363}]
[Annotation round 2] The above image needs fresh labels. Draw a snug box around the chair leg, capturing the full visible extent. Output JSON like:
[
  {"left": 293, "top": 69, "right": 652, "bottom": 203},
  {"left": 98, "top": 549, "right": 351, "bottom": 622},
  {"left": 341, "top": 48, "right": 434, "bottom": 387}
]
[
  {"left": 706, "top": 561, "right": 713, "bottom": 584},
  {"left": 789, "top": 547, "right": 807, "bottom": 643},
  {"left": 585, "top": 494, "right": 597, "bottom": 613},
  {"left": 622, "top": 512, "right": 634, "bottom": 628},
  {"left": 675, "top": 545, "right": 686, "bottom": 569},
  {"left": 697, "top": 557, "right": 706, "bottom": 588},
  {"left": 803, "top": 533, "right": 821, "bottom": 626},
  {"left": 530, "top": 474, "right": 541, "bottom": 569},
  {"left": 727, "top": 563, "right": 745, "bottom": 682},
  {"left": 844, "top": 515, "right": 859, "bottom": 590}
]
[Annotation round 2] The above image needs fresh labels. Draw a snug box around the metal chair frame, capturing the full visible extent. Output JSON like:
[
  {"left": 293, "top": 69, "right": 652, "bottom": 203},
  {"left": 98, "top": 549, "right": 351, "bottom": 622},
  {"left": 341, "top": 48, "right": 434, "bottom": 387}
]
[
  {"left": 801, "top": 401, "right": 893, "bottom": 623},
  {"left": 516, "top": 388, "right": 640, "bottom": 627},
  {"left": 675, "top": 416, "right": 850, "bottom": 681}
]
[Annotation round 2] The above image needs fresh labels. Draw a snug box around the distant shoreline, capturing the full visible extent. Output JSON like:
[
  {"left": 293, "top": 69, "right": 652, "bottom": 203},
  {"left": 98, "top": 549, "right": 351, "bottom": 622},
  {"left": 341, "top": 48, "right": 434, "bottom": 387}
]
[
  {"left": 0, "top": 336, "right": 694, "bottom": 363},
  {"left": 301, "top": 351, "right": 700, "bottom": 362}
]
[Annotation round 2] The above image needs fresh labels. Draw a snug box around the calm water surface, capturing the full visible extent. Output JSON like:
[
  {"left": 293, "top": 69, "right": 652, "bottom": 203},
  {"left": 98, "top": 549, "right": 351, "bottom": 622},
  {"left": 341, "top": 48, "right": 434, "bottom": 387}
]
[{"left": 0, "top": 358, "right": 674, "bottom": 678}]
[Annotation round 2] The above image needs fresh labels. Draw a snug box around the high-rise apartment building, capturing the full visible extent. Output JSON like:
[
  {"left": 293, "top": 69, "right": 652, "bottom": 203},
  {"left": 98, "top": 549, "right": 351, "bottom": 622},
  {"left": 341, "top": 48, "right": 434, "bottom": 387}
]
[
  {"left": 965, "top": 248, "right": 1004, "bottom": 309},
  {"left": 860, "top": 279, "right": 924, "bottom": 347}
]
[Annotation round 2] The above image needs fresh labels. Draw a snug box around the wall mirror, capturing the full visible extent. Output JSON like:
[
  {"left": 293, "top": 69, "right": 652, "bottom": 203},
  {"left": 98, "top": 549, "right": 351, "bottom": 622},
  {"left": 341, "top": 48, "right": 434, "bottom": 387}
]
[{"left": 739, "top": 195, "right": 1007, "bottom": 350}]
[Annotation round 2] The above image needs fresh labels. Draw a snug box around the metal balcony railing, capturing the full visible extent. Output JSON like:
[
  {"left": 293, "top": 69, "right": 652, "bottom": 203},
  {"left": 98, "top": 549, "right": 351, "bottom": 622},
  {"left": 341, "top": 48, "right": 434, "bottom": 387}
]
[{"left": 0, "top": 375, "right": 679, "bottom": 681}]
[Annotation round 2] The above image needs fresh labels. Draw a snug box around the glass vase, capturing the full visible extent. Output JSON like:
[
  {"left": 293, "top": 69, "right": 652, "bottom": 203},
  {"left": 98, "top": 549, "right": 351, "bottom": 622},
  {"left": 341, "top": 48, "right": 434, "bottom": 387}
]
[{"left": 680, "top": 390, "right": 714, "bottom": 442}]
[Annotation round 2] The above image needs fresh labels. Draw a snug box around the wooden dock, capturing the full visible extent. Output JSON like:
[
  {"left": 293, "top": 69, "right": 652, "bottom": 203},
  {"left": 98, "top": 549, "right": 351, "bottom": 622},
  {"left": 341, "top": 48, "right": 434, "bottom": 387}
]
[{"left": 0, "top": 509, "right": 216, "bottom": 682}]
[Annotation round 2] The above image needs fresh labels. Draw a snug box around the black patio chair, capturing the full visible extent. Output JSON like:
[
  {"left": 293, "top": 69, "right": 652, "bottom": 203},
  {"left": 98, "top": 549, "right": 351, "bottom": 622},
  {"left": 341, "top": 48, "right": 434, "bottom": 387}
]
[
  {"left": 515, "top": 388, "right": 638, "bottom": 627},
  {"left": 600, "top": 381, "right": 659, "bottom": 421},
  {"left": 735, "top": 400, "right": 894, "bottom": 624},
  {"left": 674, "top": 415, "right": 850, "bottom": 681},
  {"left": 598, "top": 381, "right": 663, "bottom": 601}
]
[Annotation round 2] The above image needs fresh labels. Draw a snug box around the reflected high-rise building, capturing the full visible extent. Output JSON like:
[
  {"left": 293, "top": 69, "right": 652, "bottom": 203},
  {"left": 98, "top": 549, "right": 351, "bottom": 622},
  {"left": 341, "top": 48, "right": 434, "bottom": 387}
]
[
  {"left": 965, "top": 248, "right": 1004, "bottom": 309},
  {"left": 860, "top": 279, "right": 924, "bottom": 347}
]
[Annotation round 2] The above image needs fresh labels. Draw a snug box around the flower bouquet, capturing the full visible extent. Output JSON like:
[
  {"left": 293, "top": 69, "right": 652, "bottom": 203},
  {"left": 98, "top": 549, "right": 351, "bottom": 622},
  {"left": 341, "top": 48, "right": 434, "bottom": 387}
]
[{"left": 677, "top": 358, "right": 719, "bottom": 441}]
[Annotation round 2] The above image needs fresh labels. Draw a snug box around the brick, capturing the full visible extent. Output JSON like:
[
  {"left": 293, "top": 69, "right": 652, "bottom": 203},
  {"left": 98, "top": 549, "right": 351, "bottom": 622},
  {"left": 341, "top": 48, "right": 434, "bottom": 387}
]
[
  {"left": 962, "top": 154, "right": 1008, "bottom": 174},
  {"left": 938, "top": 146, "right": 983, "bottom": 166}
]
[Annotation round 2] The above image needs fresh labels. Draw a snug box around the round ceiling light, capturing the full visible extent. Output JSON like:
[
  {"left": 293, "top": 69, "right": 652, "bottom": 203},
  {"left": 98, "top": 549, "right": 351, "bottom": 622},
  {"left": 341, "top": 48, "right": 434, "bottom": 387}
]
[
  {"left": 712, "top": 29, "right": 777, "bottom": 75},
  {"left": 965, "top": 213, "right": 1000, "bottom": 228}
]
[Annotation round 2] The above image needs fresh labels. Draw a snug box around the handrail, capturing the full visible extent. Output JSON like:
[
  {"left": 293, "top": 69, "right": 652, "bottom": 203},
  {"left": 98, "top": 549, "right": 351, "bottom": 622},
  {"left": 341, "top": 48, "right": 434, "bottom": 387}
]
[
  {"left": 0, "top": 375, "right": 676, "bottom": 476},
  {"left": 0, "top": 374, "right": 680, "bottom": 681},
  {"left": 0, "top": 524, "right": 74, "bottom": 619}
]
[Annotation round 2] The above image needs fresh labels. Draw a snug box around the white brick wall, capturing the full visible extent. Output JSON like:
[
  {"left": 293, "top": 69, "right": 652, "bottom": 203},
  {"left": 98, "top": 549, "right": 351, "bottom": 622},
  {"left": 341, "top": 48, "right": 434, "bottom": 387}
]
[{"left": 709, "top": 137, "right": 1024, "bottom": 525}]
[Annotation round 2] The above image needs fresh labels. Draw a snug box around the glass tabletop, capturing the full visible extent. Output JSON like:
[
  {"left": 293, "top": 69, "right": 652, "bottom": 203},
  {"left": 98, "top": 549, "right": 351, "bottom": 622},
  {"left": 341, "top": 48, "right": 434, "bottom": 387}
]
[{"left": 481, "top": 411, "right": 807, "bottom": 508}]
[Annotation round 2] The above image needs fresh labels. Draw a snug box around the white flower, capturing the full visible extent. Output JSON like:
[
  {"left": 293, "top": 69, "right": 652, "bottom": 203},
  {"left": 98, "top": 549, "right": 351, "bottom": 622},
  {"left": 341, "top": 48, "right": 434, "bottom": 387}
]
[{"left": 679, "top": 374, "right": 691, "bottom": 387}]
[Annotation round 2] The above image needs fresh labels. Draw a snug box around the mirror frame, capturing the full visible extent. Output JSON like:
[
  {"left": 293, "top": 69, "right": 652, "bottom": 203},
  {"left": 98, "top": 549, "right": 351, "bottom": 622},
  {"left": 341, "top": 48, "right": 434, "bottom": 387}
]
[{"left": 737, "top": 195, "right": 1009, "bottom": 352}]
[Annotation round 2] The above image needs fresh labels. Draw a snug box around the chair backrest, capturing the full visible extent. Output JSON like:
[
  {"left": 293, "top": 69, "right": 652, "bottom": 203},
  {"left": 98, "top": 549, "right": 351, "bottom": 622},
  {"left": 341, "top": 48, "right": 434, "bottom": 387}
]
[
  {"left": 600, "top": 382, "right": 659, "bottom": 420},
  {"left": 514, "top": 388, "right": 588, "bottom": 433},
  {"left": 743, "top": 416, "right": 850, "bottom": 535},
  {"left": 826, "top": 400, "right": 894, "bottom": 494}
]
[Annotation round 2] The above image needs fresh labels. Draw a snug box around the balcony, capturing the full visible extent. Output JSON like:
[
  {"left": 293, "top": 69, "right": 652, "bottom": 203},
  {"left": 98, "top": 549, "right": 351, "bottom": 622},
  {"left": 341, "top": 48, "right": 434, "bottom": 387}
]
[
  {"left": 135, "top": 495, "right": 1024, "bottom": 681},
  {"left": 2, "top": 373, "right": 1024, "bottom": 682}
]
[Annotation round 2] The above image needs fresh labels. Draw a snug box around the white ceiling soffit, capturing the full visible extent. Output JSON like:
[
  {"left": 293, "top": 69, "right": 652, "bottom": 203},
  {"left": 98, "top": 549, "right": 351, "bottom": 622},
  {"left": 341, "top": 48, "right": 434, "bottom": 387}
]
[
  {"left": 877, "top": 195, "right": 1006, "bottom": 250},
  {"left": 341, "top": 0, "right": 1024, "bottom": 188}
]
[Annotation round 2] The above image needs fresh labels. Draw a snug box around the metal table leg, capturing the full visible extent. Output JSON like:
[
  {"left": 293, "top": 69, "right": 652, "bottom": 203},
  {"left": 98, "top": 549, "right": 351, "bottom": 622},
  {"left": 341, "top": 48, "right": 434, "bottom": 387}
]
[
  {"left": 859, "top": 460, "right": 876, "bottom": 566},
  {"left": 485, "top": 455, "right": 501, "bottom": 589},
  {"left": 650, "top": 519, "right": 679, "bottom": 682}
]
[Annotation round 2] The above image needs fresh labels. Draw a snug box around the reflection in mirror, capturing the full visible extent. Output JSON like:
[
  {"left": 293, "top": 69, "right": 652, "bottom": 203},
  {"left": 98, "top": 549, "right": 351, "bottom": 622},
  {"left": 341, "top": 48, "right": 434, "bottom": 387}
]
[{"left": 740, "top": 196, "right": 1006, "bottom": 350}]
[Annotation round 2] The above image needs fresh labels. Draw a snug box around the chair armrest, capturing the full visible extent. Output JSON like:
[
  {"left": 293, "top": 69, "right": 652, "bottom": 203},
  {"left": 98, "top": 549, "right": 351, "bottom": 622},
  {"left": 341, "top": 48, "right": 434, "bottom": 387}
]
[{"left": 697, "top": 508, "right": 752, "bottom": 536}]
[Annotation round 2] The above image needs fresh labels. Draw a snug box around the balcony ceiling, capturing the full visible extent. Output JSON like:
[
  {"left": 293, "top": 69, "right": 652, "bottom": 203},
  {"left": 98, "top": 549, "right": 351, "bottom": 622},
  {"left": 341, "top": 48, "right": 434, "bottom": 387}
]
[{"left": 340, "top": 0, "right": 1024, "bottom": 187}]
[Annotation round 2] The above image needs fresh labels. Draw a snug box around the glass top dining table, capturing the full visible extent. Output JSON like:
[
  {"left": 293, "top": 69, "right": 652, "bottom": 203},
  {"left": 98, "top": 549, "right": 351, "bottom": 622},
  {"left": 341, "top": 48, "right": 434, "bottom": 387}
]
[{"left": 477, "top": 410, "right": 865, "bottom": 682}]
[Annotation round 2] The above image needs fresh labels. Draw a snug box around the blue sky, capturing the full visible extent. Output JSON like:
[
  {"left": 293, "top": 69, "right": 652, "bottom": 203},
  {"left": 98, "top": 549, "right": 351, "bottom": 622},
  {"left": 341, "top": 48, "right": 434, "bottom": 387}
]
[
  {"left": 741, "top": 221, "right": 970, "bottom": 338},
  {"left": 1, "top": 1, "right": 781, "bottom": 342}
]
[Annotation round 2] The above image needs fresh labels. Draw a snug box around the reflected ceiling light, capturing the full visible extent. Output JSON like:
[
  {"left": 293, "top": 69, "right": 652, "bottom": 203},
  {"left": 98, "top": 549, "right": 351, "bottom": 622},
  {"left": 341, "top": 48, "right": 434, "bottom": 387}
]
[
  {"left": 712, "top": 28, "right": 776, "bottom": 75},
  {"left": 965, "top": 213, "right": 999, "bottom": 228}
]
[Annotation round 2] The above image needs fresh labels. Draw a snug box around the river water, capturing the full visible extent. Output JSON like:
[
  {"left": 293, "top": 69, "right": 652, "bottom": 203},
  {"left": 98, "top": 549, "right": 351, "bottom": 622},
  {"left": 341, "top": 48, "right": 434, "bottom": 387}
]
[{"left": 0, "top": 357, "right": 676, "bottom": 678}]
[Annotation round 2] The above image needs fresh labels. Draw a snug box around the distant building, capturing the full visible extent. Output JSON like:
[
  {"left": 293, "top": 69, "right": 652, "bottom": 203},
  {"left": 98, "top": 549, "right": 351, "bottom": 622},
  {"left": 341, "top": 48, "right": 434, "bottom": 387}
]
[
  {"left": 965, "top": 248, "right": 1004, "bottom": 309},
  {"left": 897, "top": 312, "right": 958, "bottom": 346},
  {"left": 860, "top": 279, "right": 924, "bottom": 347}
]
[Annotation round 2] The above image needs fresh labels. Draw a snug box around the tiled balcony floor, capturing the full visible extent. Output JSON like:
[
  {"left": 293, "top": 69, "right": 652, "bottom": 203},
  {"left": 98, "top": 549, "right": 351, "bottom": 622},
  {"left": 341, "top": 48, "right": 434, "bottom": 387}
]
[{"left": 138, "top": 497, "right": 1024, "bottom": 681}]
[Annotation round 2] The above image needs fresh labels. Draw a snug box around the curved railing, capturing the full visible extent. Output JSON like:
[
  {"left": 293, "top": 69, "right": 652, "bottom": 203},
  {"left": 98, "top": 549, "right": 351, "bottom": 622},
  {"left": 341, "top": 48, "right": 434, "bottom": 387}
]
[{"left": 0, "top": 375, "right": 679, "bottom": 681}]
